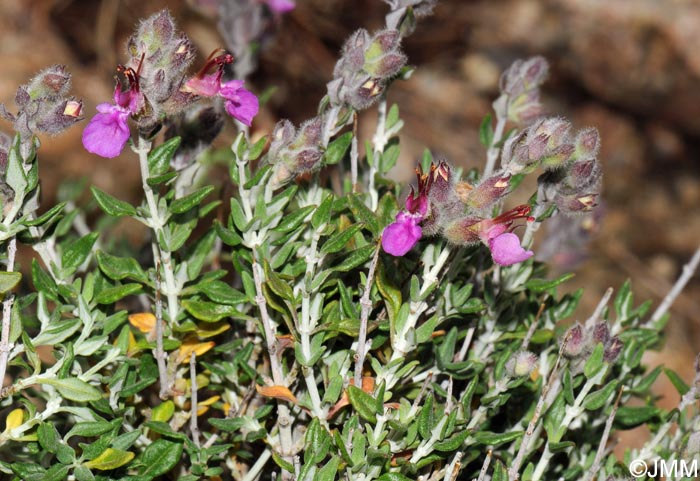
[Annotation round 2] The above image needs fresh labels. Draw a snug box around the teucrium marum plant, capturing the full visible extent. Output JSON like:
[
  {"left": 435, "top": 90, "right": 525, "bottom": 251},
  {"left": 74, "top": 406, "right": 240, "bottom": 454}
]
[{"left": 0, "top": 2, "right": 699, "bottom": 481}]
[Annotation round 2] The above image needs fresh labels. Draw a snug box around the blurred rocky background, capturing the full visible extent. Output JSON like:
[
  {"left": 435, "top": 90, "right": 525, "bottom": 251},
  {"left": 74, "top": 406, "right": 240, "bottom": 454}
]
[{"left": 2, "top": 0, "right": 699, "bottom": 439}]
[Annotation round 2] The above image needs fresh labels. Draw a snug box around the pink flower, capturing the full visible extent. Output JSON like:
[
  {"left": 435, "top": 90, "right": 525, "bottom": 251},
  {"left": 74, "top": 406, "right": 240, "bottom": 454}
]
[
  {"left": 82, "top": 103, "right": 131, "bottom": 158},
  {"left": 221, "top": 80, "right": 259, "bottom": 127},
  {"left": 264, "top": 0, "right": 295, "bottom": 13},
  {"left": 82, "top": 66, "right": 142, "bottom": 158},
  {"left": 382, "top": 212, "right": 423, "bottom": 256},
  {"left": 184, "top": 51, "right": 259, "bottom": 126},
  {"left": 487, "top": 231, "right": 533, "bottom": 266},
  {"left": 481, "top": 207, "right": 534, "bottom": 266}
]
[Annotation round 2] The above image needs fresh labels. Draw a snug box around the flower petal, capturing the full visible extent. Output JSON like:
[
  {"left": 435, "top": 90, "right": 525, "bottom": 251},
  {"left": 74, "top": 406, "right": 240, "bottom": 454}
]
[
  {"left": 265, "top": 0, "right": 296, "bottom": 14},
  {"left": 82, "top": 106, "right": 130, "bottom": 158},
  {"left": 488, "top": 232, "right": 533, "bottom": 266},
  {"left": 381, "top": 212, "right": 422, "bottom": 256},
  {"left": 184, "top": 74, "right": 222, "bottom": 97},
  {"left": 223, "top": 86, "right": 259, "bottom": 126}
]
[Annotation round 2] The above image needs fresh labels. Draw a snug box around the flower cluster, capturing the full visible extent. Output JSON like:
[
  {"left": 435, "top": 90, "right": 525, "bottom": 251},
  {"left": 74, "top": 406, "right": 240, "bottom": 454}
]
[
  {"left": 82, "top": 11, "right": 258, "bottom": 159},
  {"left": 0, "top": 65, "right": 83, "bottom": 158},
  {"left": 266, "top": 117, "right": 324, "bottom": 187},
  {"left": 328, "top": 29, "right": 407, "bottom": 110},
  {"left": 564, "top": 321, "right": 623, "bottom": 368},
  {"left": 496, "top": 55, "right": 549, "bottom": 125},
  {"left": 381, "top": 161, "right": 534, "bottom": 266}
]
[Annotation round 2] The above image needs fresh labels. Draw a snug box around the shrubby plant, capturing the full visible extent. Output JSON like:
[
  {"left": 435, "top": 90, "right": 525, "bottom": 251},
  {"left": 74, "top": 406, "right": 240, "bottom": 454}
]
[{"left": 1, "top": 1, "right": 699, "bottom": 480}]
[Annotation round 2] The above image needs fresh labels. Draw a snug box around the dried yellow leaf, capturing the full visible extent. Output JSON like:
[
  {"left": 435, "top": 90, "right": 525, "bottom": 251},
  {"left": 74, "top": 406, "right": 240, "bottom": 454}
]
[
  {"left": 4, "top": 409, "right": 23, "bottom": 432},
  {"left": 176, "top": 341, "right": 215, "bottom": 364},
  {"left": 197, "top": 395, "right": 221, "bottom": 416},
  {"left": 255, "top": 384, "right": 298, "bottom": 404},
  {"left": 128, "top": 312, "right": 156, "bottom": 333}
]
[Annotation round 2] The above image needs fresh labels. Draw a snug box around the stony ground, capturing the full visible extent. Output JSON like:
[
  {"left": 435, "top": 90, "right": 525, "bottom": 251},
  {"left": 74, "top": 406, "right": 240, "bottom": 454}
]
[{"left": 2, "top": 0, "right": 699, "bottom": 445}]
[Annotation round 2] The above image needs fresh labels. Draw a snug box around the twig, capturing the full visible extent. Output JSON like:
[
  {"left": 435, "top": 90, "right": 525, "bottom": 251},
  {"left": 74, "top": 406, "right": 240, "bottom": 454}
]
[
  {"left": 154, "top": 262, "right": 171, "bottom": 400},
  {"left": 369, "top": 96, "right": 388, "bottom": 211},
  {"left": 521, "top": 184, "right": 546, "bottom": 249},
  {"left": 584, "top": 388, "right": 623, "bottom": 481},
  {"left": 0, "top": 237, "right": 18, "bottom": 390},
  {"left": 585, "top": 287, "right": 613, "bottom": 329},
  {"left": 508, "top": 335, "right": 570, "bottom": 481},
  {"left": 474, "top": 450, "right": 493, "bottom": 481},
  {"left": 354, "top": 245, "right": 381, "bottom": 387},
  {"left": 190, "top": 352, "right": 201, "bottom": 448},
  {"left": 444, "top": 376, "right": 454, "bottom": 414},
  {"left": 454, "top": 327, "right": 475, "bottom": 363},
  {"left": 241, "top": 448, "right": 272, "bottom": 481},
  {"left": 523, "top": 301, "right": 547, "bottom": 351},
  {"left": 444, "top": 451, "right": 463, "bottom": 481},
  {"left": 251, "top": 256, "right": 294, "bottom": 475},
  {"left": 648, "top": 245, "right": 700, "bottom": 326},
  {"left": 134, "top": 137, "right": 180, "bottom": 325},
  {"left": 483, "top": 108, "right": 507, "bottom": 178},
  {"left": 351, "top": 112, "right": 359, "bottom": 192}
]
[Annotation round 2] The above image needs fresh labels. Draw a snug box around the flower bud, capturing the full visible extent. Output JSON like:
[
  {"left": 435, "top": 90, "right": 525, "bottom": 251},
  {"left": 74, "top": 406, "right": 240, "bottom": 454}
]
[
  {"left": 541, "top": 144, "right": 575, "bottom": 170},
  {"left": 500, "top": 57, "right": 549, "bottom": 97},
  {"left": 591, "top": 322, "right": 610, "bottom": 345},
  {"left": 126, "top": 10, "right": 195, "bottom": 112},
  {"left": 499, "top": 56, "right": 549, "bottom": 125},
  {"left": 443, "top": 216, "right": 483, "bottom": 245},
  {"left": 506, "top": 351, "right": 539, "bottom": 377},
  {"left": 364, "top": 53, "right": 407, "bottom": 78},
  {"left": 464, "top": 173, "right": 511, "bottom": 210},
  {"left": 573, "top": 127, "right": 600, "bottom": 161},
  {"left": 267, "top": 117, "right": 325, "bottom": 184},
  {"left": 603, "top": 336, "right": 623, "bottom": 363},
  {"left": 331, "top": 28, "right": 406, "bottom": 110},
  {"left": 368, "top": 29, "right": 401, "bottom": 57},
  {"left": 563, "top": 324, "right": 585, "bottom": 358},
  {"left": 35, "top": 98, "right": 84, "bottom": 134},
  {"left": 567, "top": 159, "right": 602, "bottom": 191},
  {"left": 554, "top": 192, "right": 599, "bottom": 215},
  {"left": 26, "top": 65, "right": 72, "bottom": 99}
]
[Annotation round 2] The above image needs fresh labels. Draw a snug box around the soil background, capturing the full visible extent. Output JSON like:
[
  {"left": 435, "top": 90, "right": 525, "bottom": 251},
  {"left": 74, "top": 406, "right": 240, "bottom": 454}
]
[{"left": 1, "top": 0, "right": 700, "bottom": 448}]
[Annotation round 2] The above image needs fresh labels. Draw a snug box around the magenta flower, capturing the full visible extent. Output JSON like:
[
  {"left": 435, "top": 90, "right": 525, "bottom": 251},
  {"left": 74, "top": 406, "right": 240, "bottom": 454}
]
[
  {"left": 82, "top": 66, "right": 143, "bottom": 158},
  {"left": 264, "top": 0, "right": 295, "bottom": 14},
  {"left": 481, "top": 207, "right": 534, "bottom": 266},
  {"left": 184, "top": 51, "right": 259, "bottom": 126},
  {"left": 487, "top": 231, "right": 533, "bottom": 266},
  {"left": 221, "top": 80, "right": 259, "bottom": 126},
  {"left": 382, "top": 212, "right": 423, "bottom": 256},
  {"left": 82, "top": 103, "right": 131, "bottom": 158}
]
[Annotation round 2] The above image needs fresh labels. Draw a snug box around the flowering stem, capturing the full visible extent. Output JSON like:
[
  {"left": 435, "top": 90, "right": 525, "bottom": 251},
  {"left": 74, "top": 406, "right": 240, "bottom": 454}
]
[
  {"left": 369, "top": 97, "right": 389, "bottom": 211},
  {"left": 583, "top": 389, "right": 622, "bottom": 481},
  {"left": 154, "top": 263, "right": 171, "bottom": 399},
  {"left": 483, "top": 107, "right": 507, "bottom": 178},
  {"left": 521, "top": 184, "right": 547, "bottom": 249},
  {"left": 380, "top": 245, "right": 451, "bottom": 389},
  {"left": 299, "top": 197, "right": 326, "bottom": 421},
  {"left": 251, "top": 257, "right": 295, "bottom": 471},
  {"left": 135, "top": 137, "right": 180, "bottom": 325},
  {"left": 351, "top": 112, "right": 359, "bottom": 192},
  {"left": 354, "top": 245, "right": 381, "bottom": 387},
  {"left": 509, "top": 339, "right": 569, "bottom": 481},
  {"left": 0, "top": 237, "right": 17, "bottom": 391}
]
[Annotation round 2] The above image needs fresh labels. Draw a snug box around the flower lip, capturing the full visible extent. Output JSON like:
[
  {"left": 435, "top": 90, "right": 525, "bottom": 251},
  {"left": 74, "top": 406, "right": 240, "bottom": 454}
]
[
  {"left": 381, "top": 211, "right": 423, "bottom": 256},
  {"left": 488, "top": 232, "right": 534, "bottom": 266}
]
